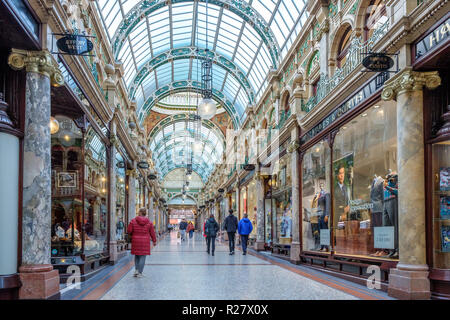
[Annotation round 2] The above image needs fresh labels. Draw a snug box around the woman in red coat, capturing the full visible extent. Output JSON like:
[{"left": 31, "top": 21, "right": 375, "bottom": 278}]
[{"left": 127, "top": 208, "right": 157, "bottom": 278}]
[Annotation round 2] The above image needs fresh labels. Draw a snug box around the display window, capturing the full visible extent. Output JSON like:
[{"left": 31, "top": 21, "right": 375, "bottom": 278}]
[
  {"left": 332, "top": 99, "right": 398, "bottom": 259},
  {"left": 247, "top": 180, "right": 257, "bottom": 240},
  {"left": 115, "top": 151, "right": 126, "bottom": 241},
  {"left": 83, "top": 127, "right": 108, "bottom": 255},
  {"left": 231, "top": 191, "right": 237, "bottom": 212},
  {"left": 51, "top": 115, "right": 83, "bottom": 257},
  {"left": 432, "top": 142, "right": 450, "bottom": 268},
  {"left": 239, "top": 187, "right": 246, "bottom": 219},
  {"left": 302, "top": 140, "right": 331, "bottom": 252}
]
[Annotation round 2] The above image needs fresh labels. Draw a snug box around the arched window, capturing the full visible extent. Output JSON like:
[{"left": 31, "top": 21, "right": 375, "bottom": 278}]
[
  {"left": 337, "top": 26, "right": 352, "bottom": 68},
  {"left": 364, "top": 0, "right": 387, "bottom": 41}
]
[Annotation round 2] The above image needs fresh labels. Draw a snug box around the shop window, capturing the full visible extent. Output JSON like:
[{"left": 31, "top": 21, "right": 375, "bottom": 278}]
[
  {"left": 302, "top": 140, "right": 331, "bottom": 252},
  {"left": 247, "top": 180, "right": 257, "bottom": 240},
  {"left": 337, "top": 26, "right": 352, "bottom": 68},
  {"left": 432, "top": 142, "right": 450, "bottom": 268},
  {"left": 364, "top": 0, "right": 387, "bottom": 41},
  {"left": 271, "top": 157, "right": 292, "bottom": 245},
  {"left": 84, "top": 127, "right": 108, "bottom": 256},
  {"left": 115, "top": 151, "right": 126, "bottom": 241},
  {"left": 51, "top": 116, "right": 83, "bottom": 257},
  {"left": 332, "top": 99, "right": 398, "bottom": 259}
]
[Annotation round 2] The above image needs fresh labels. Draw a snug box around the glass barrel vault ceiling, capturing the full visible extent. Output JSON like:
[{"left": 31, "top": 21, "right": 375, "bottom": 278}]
[
  {"left": 95, "top": 0, "right": 308, "bottom": 119},
  {"left": 149, "top": 119, "right": 225, "bottom": 181}
]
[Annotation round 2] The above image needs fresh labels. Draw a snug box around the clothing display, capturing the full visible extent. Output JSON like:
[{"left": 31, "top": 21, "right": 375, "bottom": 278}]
[
  {"left": 280, "top": 214, "right": 292, "bottom": 238},
  {"left": 370, "top": 175, "right": 385, "bottom": 227},
  {"left": 383, "top": 172, "right": 399, "bottom": 257},
  {"left": 333, "top": 182, "right": 350, "bottom": 228}
]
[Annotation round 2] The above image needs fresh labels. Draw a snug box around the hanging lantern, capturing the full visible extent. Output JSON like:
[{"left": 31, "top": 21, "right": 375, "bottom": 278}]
[
  {"left": 50, "top": 116, "right": 60, "bottom": 134},
  {"left": 197, "top": 98, "right": 216, "bottom": 120}
]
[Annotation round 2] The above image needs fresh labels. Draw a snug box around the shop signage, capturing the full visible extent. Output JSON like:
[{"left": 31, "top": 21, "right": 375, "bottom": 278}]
[
  {"left": 362, "top": 53, "right": 394, "bottom": 72},
  {"left": 301, "top": 72, "right": 390, "bottom": 144},
  {"left": 56, "top": 34, "right": 94, "bottom": 56},
  {"left": 320, "top": 229, "right": 330, "bottom": 246},
  {"left": 415, "top": 16, "right": 450, "bottom": 61},
  {"left": 374, "top": 226, "right": 395, "bottom": 249}
]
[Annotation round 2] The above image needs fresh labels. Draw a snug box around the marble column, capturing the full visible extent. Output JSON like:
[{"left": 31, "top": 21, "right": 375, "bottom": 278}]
[
  {"left": 127, "top": 165, "right": 137, "bottom": 221},
  {"left": 288, "top": 128, "right": 301, "bottom": 264},
  {"left": 148, "top": 193, "right": 155, "bottom": 225},
  {"left": 382, "top": 67, "right": 441, "bottom": 299},
  {"left": 254, "top": 172, "right": 265, "bottom": 251},
  {"left": 8, "top": 49, "right": 63, "bottom": 299},
  {"left": 108, "top": 121, "right": 118, "bottom": 263}
]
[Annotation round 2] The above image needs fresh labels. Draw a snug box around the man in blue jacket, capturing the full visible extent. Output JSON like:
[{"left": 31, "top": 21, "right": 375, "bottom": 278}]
[{"left": 238, "top": 213, "right": 253, "bottom": 255}]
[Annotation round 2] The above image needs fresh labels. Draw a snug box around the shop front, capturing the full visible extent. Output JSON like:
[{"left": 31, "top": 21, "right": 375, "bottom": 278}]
[
  {"left": 299, "top": 71, "right": 400, "bottom": 289},
  {"left": 267, "top": 140, "right": 292, "bottom": 257},
  {"left": 412, "top": 12, "right": 450, "bottom": 299}
]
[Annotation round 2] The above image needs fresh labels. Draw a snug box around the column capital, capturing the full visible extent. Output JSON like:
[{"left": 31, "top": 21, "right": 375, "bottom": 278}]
[
  {"left": 382, "top": 68, "right": 441, "bottom": 101},
  {"left": 8, "top": 49, "right": 64, "bottom": 87},
  {"left": 287, "top": 139, "right": 300, "bottom": 153}
]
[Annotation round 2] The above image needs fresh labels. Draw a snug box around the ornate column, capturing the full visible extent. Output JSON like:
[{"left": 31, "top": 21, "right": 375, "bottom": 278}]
[
  {"left": 8, "top": 49, "right": 63, "bottom": 299},
  {"left": 288, "top": 127, "right": 301, "bottom": 264},
  {"left": 127, "top": 163, "right": 137, "bottom": 220},
  {"left": 108, "top": 120, "right": 118, "bottom": 263},
  {"left": 254, "top": 171, "right": 265, "bottom": 251},
  {"left": 382, "top": 67, "right": 441, "bottom": 299},
  {"left": 148, "top": 190, "right": 155, "bottom": 225}
]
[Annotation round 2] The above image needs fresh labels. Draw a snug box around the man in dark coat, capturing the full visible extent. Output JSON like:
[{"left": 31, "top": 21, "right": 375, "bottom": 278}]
[
  {"left": 204, "top": 214, "right": 219, "bottom": 256},
  {"left": 179, "top": 219, "right": 188, "bottom": 241},
  {"left": 224, "top": 209, "right": 238, "bottom": 255}
]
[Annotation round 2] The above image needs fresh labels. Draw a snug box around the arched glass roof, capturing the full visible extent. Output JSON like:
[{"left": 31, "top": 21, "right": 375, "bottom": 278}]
[
  {"left": 149, "top": 117, "right": 225, "bottom": 181},
  {"left": 95, "top": 0, "right": 308, "bottom": 111}
]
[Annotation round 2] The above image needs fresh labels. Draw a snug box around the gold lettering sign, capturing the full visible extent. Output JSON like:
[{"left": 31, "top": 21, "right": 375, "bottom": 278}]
[{"left": 415, "top": 18, "right": 450, "bottom": 60}]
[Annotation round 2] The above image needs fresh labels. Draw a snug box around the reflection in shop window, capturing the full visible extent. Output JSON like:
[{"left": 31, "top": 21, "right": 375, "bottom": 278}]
[{"left": 332, "top": 100, "right": 398, "bottom": 259}]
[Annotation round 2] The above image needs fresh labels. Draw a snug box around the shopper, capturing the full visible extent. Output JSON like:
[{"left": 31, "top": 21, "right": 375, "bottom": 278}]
[
  {"left": 179, "top": 219, "right": 188, "bottom": 241},
  {"left": 187, "top": 221, "right": 195, "bottom": 239},
  {"left": 238, "top": 213, "right": 253, "bottom": 255},
  {"left": 204, "top": 214, "right": 219, "bottom": 256},
  {"left": 224, "top": 209, "right": 238, "bottom": 255},
  {"left": 203, "top": 220, "right": 208, "bottom": 247},
  {"left": 127, "top": 208, "right": 157, "bottom": 278}
]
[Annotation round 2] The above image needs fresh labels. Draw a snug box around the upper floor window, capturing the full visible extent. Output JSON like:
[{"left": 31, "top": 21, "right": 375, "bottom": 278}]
[
  {"left": 364, "top": 0, "right": 388, "bottom": 41},
  {"left": 337, "top": 26, "right": 352, "bottom": 68}
]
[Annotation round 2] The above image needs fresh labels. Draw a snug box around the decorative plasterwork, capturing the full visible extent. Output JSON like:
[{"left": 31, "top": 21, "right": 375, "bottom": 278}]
[
  {"left": 111, "top": 0, "right": 280, "bottom": 68},
  {"left": 382, "top": 67, "right": 441, "bottom": 101},
  {"left": 8, "top": 49, "right": 64, "bottom": 87},
  {"left": 129, "top": 46, "right": 255, "bottom": 105}
]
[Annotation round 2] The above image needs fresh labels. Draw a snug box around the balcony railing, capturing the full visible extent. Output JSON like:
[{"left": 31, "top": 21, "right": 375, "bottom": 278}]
[{"left": 302, "top": 20, "right": 389, "bottom": 113}]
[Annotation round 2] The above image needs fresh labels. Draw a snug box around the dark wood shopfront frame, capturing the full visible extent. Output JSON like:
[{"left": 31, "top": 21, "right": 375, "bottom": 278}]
[
  {"left": 297, "top": 73, "right": 397, "bottom": 291},
  {"left": 412, "top": 12, "right": 450, "bottom": 300}
]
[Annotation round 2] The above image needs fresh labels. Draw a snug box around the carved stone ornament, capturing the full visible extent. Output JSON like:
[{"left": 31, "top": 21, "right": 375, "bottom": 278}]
[
  {"left": 315, "top": 19, "right": 330, "bottom": 42},
  {"left": 109, "top": 133, "right": 119, "bottom": 148},
  {"left": 8, "top": 49, "right": 64, "bottom": 87},
  {"left": 382, "top": 68, "right": 441, "bottom": 101},
  {"left": 287, "top": 140, "right": 300, "bottom": 153}
]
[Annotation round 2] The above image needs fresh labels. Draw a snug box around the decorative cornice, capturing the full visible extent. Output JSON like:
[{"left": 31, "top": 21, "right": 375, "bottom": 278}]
[
  {"left": 8, "top": 49, "right": 64, "bottom": 87},
  {"left": 381, "top": 67, "right": 441, "bottom": 101}
]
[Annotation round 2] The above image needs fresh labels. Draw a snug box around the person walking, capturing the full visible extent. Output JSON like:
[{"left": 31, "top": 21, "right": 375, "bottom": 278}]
[
  {"left": 204, "top": 214, "right": 219, "bottom": 256},
  {"left": 203, "top": 220, "right": 208, "bottom": 246},
  {"left": 224, "top": 209, "right": 238, "bottom": 255},
  {"left": 127, "top": 208, "right": 157, "bottom": 278},
  {"left": 179, "top": 219, "right": 188, "bottom": 241},
  {"left": 238, "top": 213, "right": 253, "bottom": 255},
  {"left": 187, "top": 221, "right": 195, "bottom": 239}
]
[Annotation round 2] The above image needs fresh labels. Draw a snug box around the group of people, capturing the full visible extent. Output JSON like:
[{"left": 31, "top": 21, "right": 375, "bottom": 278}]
[
  {"left": 178, "top": 219, "right": 195, "bottom": 241},
  {"left": 126, "top": 208, "right": 254, "bottom": 278},
  {"left": 203, "top": 209, "right": 253, "bottom": 256}
]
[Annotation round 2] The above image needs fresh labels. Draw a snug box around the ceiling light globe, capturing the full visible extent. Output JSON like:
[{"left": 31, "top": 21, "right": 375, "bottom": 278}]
[
  {"left": 193, "top": 141, "right": 203, "bottom": 153},
  {"left": 198, "top": 98, "right": 216, "bottom": 120}
]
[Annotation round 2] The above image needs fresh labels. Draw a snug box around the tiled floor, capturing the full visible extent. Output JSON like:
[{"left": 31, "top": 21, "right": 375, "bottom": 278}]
[{"left": 87, "top": 232, "right": 392, "bottom": 300}]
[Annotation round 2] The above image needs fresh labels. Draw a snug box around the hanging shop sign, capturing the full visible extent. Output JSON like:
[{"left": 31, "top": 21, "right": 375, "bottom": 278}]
[
  {"left": 414, "top": 15, "right": 450, "bottom": 62},
  {"left": 362, "top": 53, "right": 394, "bottom": 72},
  {"left": 148, "top": 173, "right": 157, "bottom": 180},
  {"left": 137, "top": 161, "right": 149, "bottom": 169},
  {"left": 301, "top": 72, "right": 391, "bottom": 145},
  {"left": 54, "top": 33, "right": 94, "bottom": 56}
]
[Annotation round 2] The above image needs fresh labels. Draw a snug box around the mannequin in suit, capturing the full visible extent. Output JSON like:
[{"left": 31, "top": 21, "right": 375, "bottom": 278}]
[{"left": 333, "top": 165, "right": 350, "bottom": 229}]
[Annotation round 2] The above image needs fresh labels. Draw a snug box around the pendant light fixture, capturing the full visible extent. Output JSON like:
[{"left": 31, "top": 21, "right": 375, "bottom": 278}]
[{"left": 197, "top": 0, "right": 216, "bottom": 120}]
